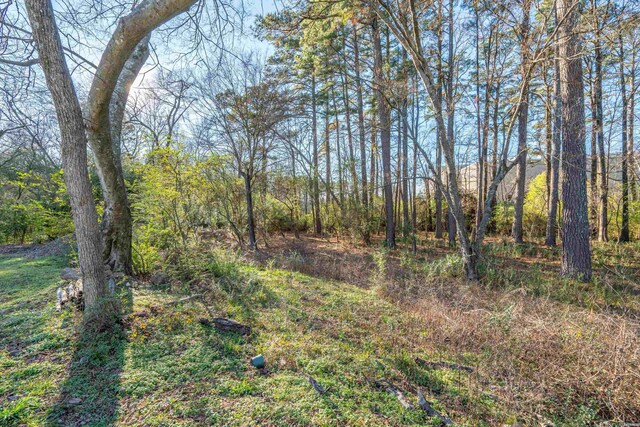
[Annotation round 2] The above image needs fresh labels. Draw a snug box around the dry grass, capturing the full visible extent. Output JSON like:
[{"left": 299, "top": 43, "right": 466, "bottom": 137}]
[
  {"left": 248, "top": 233, "right": 640, "bottom": 424},
  {"left": 407, "top": 282, "right": 639, "bottom": 423}
]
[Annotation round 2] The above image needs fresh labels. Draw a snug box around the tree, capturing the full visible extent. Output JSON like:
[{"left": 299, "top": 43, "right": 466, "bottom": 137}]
[
  {"left": 86, "top": 0, "right": 197, "bottom": 274},
  {"left": 545, "top": 21, "right": 561, "bottom": 247},
  {"left": 205, "top": 61, "right": 290, "bottom": 250},
  {"left": 618, "top": 31, "right": 629, "bottom": 242},
  {"left": 558, "top": 0, "right": 592, "bottom": 281},
  {"left": 25, "top": 0, "right": 198, "bottom": 322},
  {"left": 24, "top": 0, "right": 109, "bottom": 320},
  {"left": 372, "top": 15, "right": 395, "bottom": 248},
  {"left": 372, "top": 0, "right": 550, "bottom": 279},
  {"left": 511, "top": 0, "right": 532, "bottom": 244}
]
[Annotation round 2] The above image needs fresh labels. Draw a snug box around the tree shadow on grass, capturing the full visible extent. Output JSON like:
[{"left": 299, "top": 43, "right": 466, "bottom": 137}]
[{"left": 45, "top": 289, "right": 133, "bottom": 427}]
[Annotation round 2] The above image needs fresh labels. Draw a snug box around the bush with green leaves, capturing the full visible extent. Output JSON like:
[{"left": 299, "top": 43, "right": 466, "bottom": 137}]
[{"left": 0, "top": 169, "right": 73, "bottom": 244}]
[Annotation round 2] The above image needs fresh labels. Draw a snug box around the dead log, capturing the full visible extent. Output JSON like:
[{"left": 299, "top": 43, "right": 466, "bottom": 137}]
[
  {"left": 308, "top": 375, "right": 326, "bottom": 395},
  {"left": 417, "top": 388, "right": 455, "bottom": 425},
  {"left": 376, "top": 380, "right": 414, "bottom": 409},
  {"left": 198, "top": 317, "right": 251, "bottom": 335},
  {"left": 415, "top": 357, "right": 474, "bottom": 373},
  {"left": 56, "top": 280, "right": 83, "bottom": 311},
  {"left": 166, "top": 294, "right": 202, "bottom": 306}
]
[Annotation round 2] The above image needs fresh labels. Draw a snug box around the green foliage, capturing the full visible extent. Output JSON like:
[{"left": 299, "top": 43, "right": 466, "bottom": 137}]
[
  {"left": 130, "top": 147, "right": 246, "bottom": 273},
  {"left": 523, "top": 172, "right": 548, "bottom": 238},
  {"left": 0, "top": 170, "right": 73, "bottom": 244},
  {"left": 492, "top": 202, "right": 514, "bottom": 236}
]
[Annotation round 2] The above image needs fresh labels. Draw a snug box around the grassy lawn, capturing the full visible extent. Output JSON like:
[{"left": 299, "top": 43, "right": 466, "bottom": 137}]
[
  {"left": 0, "top": 253, "right": 503, "bottom": 426},
  {"left": 1, "top": 243, "right": 637, "bottom": 426}
]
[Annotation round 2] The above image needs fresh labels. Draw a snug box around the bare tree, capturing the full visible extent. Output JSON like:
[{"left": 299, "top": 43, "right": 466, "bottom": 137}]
[
  {"left": 371, "top": 0, "right": 553, "bottom": 279},
  {"left": 203, "top": 60, "right": 290, "bottom": 250}
]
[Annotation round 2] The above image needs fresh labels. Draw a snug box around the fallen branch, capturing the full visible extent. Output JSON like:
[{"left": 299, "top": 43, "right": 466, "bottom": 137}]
[
  {"left": 166, "top": 294, "right": 202, "bottom": 306},
  {"left": 417, "top": 388, "right": 455, "bottom": 425},
  {"left": 376, "top": 380, "right": 414, "bottom": 409},
  {"left": 415, "top": 357, "right": 474, "bottom": 373},
  {"left": 198, "top": 317, "right": 251, "bottom": 335},
  {"left": 308, "top": 375, "right": 326, "bottom": 394}
]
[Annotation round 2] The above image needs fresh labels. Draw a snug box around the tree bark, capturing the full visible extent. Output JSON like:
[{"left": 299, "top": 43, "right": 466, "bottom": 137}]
[
  {"left": 558, "top": 0, "right": 592, "bottom": 281},
  {"left": 325, "top": 88, "right": 331, "bottom": 207},
  {"left": 589, "top": 62, "right": 599, "bottom": 237},
  {"left": 25, "top": 0, "right": 108, "bottom": 314},
  {"left": 401, "top": 50, "right": 410, "bottom": 237},
  {"left": 446, "top": 0, "right": 456, "bottom": 248},
  {"left": 98, "top": 36, "right": 149, "bottom": 275},
  {"left": 434, "top": 0, "right": 444, "bottom": 239},
  {"left": 630, "top": 45, "right": 637, "bottom": 202}
]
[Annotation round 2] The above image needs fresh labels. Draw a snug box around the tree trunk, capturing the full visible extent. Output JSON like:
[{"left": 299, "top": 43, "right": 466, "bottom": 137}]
[
  {"left": 97, "top": 37, "right": 149, "bottom": 275},
  {"left": 558, "top": 0, "right": 592, "bottom": 280},
  {"left": 86, "top": 0, "right": 196, "bottom": 274},
  {"left": 340, "top": 48, "right": 359, "bottom": 208},
  {"left": 25, "top": 0, "right": 109, "bottom": 316},
  {"left": 488, "top": 78, "right": 501, "bottom": 235},
  {"left": 311, "top": 74, "right": 322, "bottom": 235},
  {"left": 446, "top": 0, "right": 456, "bottom": 248},
  {"left": 243, "top": 172, "right": 257, "bottom": 250},
  {"left": 325, "top": 90, "right": 332, "bottom": 207},
  {"left": 546, "top": 34, "right": 561, "bottom": 247},
  {"left": 589, "top": 63, "right": 599, "bottom": 237},
  {"left": 353, "top": 24, "right": 370, "bottom": 243},
  {"left": 511, "top": 3, "right": 531, "bottom": 244},
  {"left": 474, "top": 5, "right": 483, "bottom": 237},
  {"left": 594, "top": 9, "right": 608, "bottom": 242},
  {"left": 434, "top": 1, "right": 444, "bottom": 239},
  {"left": 401, "top": 50, "right": 410, "bottom": 237},
  {"left": 332, "top": 87, "right": 345, "bottom": 210},
  {"left": 619, "top": 34, "right": 630, "bottom": 243},
  {"left": 372, "top": 16, "right": 395, "bottom": 248},
  {"left": 630, "top": 47, "right": 637, "bottom": 202}
]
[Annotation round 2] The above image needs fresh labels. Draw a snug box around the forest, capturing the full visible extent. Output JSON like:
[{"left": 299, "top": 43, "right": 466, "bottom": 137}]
[{"left": 0, "top": 0, "right": 639, "bottom": 425}]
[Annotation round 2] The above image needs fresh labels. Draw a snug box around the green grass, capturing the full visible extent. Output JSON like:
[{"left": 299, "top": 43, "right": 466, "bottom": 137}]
[
  {"left": 0, "top": 252, "right": 506, "bottom": 426},
  {"left": 0, "top": 256, "right": 72, "bottom": 426},
  {"left": 5, "top": 242, "right": 636, "bottom": 426}
]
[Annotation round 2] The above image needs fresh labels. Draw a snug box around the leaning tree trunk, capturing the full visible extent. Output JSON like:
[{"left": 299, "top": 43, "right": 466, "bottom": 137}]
[
  {"left": 86, "top": 0, "right": 196, "bottom": 274},
  {"left": 372, "top": 16, "right": 395, "bottom": 248},
  {"left": 558, "top": 0, "right": 592, "bottom": 281},
  {"left": 25, "top": 0, "right": 108, "bottom": 315},
  {"left": 100, "top": 36, "right": 149, "bottom": 274}
]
